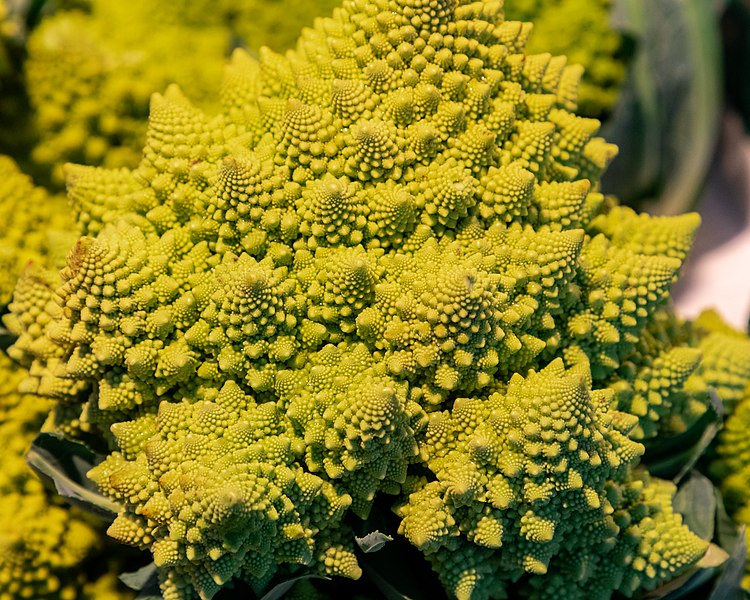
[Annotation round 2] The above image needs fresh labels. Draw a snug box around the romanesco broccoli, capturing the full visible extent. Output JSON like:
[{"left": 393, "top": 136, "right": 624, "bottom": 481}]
[
  {"left": 605, "top": 304, "right": 750, "bottom": 440},
  {"left": 5, "top": 1, "right": 711, "bottom": 598},
  {"left": 712, "top": 381, "right": 750, "bottom": 590}
]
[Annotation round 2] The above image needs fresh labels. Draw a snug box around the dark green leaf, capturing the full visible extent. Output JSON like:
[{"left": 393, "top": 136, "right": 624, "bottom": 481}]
[
  {"left": 606, "top": 0, "right": 663, "bottom": 202},
  {"left": 709, "top": 526, "right": 747, "bottom": 600},
  {"left": 258, "top": 576, "right": 330, "bottom": 600},
  {"left": 355, "top": 531, "right": 393, "bottom": 554},
  {"left": 363, "top": 566, "right": 414, "bottom": 600},
  {"left": 25, "top": 432, "right": 119, "bottom": 518},
  {"left": 674, "top": 472, "right": 717, "bottom": 541}
]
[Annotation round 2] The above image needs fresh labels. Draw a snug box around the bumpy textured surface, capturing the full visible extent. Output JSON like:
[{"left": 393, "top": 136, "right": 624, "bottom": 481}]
[
  {"left": 504, "top": 0, "right": 627, "bottom": 118},
  {"left": 0, "top": 350, "right": 132, "bottom": 600},
  {"left": 0, "top": 156, "right": 76, "bottom": 305},
  {"left": 396, "top": 361, "right": 706, "bottom": 600},
  {"left": 690, "top": 310, "right": 750, "bottom": 411},
  {"left": 527, "top": 470, "right": 710, "bottom": 600},
  {"left": 6, "top": 1, "right": 709, "bottom": 598}
]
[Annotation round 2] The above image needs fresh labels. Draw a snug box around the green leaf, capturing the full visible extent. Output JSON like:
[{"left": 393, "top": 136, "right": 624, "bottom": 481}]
[
  {"left": 120, "top": 563, "right": 161, "bottom": 599},
  {"left": 715, "top": 488, "right": 743, "bottom": 553},
  {"left": 604, "top": 0, "right": 722, "bottom": 214},
  {"left": 709, "top": 526, "right": 747, "bottom": 599},
  {"left": 674, "top": 472, "right": 717, "bottom": 541},
  {"left": 607, "top": 0, "right": 662, "bottom": 199},
  {"left": 25, "top": 432, "right": 119, "bottom": 518},
  {"left": 258, "top": 576, "right": 330, "bottom": 600},
  {"left": 355, "top": 531, "right": 393, "bottom": 554}
]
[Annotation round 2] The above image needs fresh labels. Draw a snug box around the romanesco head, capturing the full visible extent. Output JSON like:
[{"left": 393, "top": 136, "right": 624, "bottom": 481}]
[
  {"left": 24, "top": 0, "right": 231, "bottom": 184},
  {"left": 712, "top": 380, "right": 750, "bottom": 590},
  {"left": 527, "top": 470, "right": 708, "bottom": 600},
  {"left": 22, "top": 0, "right": 348, "bottom": 185},
  {"left": 0, "top": 350, "right": 133, "bottom": 600},
  {"left": 0, "top": 156, "right": 76, "bottom": 305},
  {"left": 604, "top": 304, "right": 750, "bottom": 440},
  {"left": 6, "top": 0, "right": 709, "bottom": 598}
]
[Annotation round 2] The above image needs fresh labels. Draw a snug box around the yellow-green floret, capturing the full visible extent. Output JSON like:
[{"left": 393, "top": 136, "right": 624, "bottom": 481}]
[
  {"left": 5, "top": 1, "right": 710, "bottom": 598},
  {"left": 527, "top": 470, "right": 710, "bottom": 600},
  {"left": 504, "top": 0, "right": 627, "bottom": 118}
]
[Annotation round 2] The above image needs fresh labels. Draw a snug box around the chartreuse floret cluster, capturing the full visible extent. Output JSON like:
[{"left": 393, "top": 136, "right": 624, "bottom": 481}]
[
  {"left": 0, "top": 350, "right": 132, "bottom": 600},
  {"left": 529, "top": 470, "right": 709, "bottom": 600},
  {"left": 0, "top": 156, "right": 76, "bottom": 305},
  {"left": 397, "top": 360, "right": 705, "bottom": 599},
  {"left": 504, "top": 0, "right": 627, "bottom": 118},
  {"left": 6, "top": 0, "right": 710, "bottom": 598}
]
